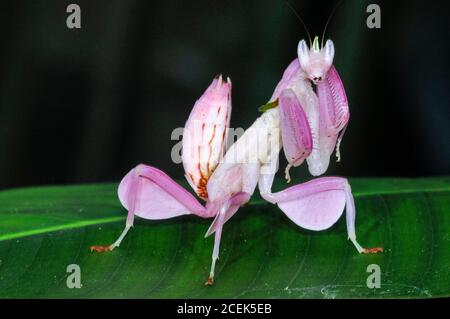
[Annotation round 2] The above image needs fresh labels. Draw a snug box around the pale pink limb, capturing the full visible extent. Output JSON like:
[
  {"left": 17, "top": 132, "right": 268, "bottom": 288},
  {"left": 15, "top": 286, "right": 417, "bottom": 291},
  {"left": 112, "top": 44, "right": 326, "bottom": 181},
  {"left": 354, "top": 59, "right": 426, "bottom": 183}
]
[
  {"left": 278, "top": 89, "right": 313, "bottom": 183},
  {"left": 203, "top": 162, "right": 260, "bottom": 285},
  {"left": 204, "top": 192, "right": 251, "bottom": 237},
  {"left": 317, "top": 65, "right": 350, "bottom": 163},
  {"left": 204, "top": 192, "right": 251, "bottom": 286},
  {"left": 90, "top": 164, "right": 206, "bottom": 253},
  {"left": 204, "top": 206, "right": 226, "bottom": 286},
  {"left": 259, "top": 171, "right": 382, "bottom": 254}
]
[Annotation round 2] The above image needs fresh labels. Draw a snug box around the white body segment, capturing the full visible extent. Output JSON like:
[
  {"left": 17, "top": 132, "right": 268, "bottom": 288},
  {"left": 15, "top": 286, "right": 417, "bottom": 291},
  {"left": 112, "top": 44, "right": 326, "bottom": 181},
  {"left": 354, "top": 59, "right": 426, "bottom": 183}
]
[{"left": 207, "top": 108, "right": 281, "bottom": 203}]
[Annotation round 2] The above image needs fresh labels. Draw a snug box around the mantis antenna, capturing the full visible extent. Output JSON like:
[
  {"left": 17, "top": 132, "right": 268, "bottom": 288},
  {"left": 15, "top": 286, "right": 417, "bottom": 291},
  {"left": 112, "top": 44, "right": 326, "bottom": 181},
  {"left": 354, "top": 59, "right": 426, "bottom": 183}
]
[
  {"left": 283, "top": 0, "right": 312, "bottom": 47},
  {"left": 321, "top": 0, "right": 345, "bottom": 48}
]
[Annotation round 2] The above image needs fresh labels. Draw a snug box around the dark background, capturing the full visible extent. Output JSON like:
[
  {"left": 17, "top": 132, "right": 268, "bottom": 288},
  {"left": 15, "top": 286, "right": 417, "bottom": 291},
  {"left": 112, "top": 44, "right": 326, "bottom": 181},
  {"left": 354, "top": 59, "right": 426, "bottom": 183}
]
[{"left": 0, "top": 0, "right": 448, "bottom": 190}]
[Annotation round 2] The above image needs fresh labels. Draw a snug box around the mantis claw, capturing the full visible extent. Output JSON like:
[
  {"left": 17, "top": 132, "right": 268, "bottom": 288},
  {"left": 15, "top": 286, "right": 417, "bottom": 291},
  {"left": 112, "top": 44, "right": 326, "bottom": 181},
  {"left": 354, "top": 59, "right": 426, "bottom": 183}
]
[
  {"left": 204, "top": 277, "right": 214, "bottom": 286},
  {"left": 90, "top": 245, "right": 113, "bottom": 253},
  {"left": 362, "top": 247, "right": 384, "bottom": 254}
]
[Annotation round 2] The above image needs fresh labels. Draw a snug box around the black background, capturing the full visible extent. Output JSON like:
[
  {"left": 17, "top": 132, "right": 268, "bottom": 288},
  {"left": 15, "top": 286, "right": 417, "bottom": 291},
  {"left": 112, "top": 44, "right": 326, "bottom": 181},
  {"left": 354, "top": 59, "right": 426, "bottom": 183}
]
[{"left": 0, "top": 0, "right": 448, "bottom": 190}]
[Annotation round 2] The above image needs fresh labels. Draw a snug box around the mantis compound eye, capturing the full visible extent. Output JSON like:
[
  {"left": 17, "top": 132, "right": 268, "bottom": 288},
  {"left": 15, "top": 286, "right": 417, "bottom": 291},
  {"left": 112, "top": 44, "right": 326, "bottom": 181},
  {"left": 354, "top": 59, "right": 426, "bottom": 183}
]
[{"left": 311, "top": 75, "right": 323, "bottom": 84}]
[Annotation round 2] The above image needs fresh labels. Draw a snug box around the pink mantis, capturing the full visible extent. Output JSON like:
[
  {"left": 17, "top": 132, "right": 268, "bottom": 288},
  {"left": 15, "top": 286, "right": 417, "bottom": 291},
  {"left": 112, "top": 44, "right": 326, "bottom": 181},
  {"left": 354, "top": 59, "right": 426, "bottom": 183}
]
[{"left": 90, "top": 36, "right": 383, "bottom": 285}]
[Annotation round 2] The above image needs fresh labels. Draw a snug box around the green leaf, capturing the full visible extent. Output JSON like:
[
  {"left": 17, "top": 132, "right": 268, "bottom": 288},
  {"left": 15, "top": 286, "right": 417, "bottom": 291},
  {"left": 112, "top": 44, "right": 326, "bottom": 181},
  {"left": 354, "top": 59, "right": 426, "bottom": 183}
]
[{"left": 0, "top": 177, "right": 449, "bottom": 298}]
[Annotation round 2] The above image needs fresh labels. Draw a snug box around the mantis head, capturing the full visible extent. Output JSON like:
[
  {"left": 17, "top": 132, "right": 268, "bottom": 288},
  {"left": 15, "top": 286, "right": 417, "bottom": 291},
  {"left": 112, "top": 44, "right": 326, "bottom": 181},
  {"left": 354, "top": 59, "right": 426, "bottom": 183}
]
[{"left": 297, "top": 36, "right": 335, "bottom": 85}]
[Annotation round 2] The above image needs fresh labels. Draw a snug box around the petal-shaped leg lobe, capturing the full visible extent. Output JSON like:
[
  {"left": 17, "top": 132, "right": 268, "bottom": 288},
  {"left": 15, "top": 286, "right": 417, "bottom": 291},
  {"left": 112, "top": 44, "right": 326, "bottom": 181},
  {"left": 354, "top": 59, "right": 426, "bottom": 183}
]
[
  {"left": 264, "top": 177, "right": 346, "bottom": 231},
  {"left": 118, "top": 164, "right": 206, "bottom": 220},
  {"left": 278, "top": 189, "right": 345, "bottom": 231}
]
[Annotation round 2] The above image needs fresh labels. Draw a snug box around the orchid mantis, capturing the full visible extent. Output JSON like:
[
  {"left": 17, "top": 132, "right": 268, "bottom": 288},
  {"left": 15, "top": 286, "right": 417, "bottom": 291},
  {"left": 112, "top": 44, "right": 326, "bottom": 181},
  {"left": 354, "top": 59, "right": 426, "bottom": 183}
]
[{"left": 91, "top": 36, "right": 382, "bottom": 285}]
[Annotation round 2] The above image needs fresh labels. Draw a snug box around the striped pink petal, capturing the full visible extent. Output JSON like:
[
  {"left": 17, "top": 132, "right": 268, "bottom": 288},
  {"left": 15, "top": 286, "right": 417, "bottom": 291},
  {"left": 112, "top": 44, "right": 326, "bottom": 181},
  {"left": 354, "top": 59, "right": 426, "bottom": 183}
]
[{"left": 182, "top": 75, "right": 232, "bottom": 200}]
